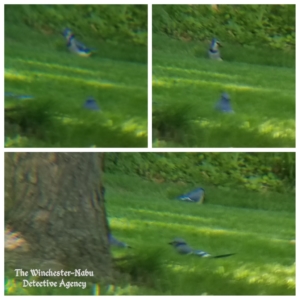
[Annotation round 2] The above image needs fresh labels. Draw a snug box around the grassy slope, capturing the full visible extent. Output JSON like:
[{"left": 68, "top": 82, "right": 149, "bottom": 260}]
[
  {"left": 5, "top": 23, "right": 147, "bottom": 147},
  {"left": 6, "top": 174, "right": 294, "bottom": 295},
  {"left": 152, "top": 34, "right": 295, "bottom": 147},
  {"left": 105, "top": 174, "right": 295, "bottom": 295}
]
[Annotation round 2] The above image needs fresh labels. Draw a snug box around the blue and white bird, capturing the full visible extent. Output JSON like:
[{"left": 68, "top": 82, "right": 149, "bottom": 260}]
[
  {"left": 176, "top": 188, "right": 205, "bottom": 204},
  {"left": 5, "top": 92, "right": 34, "bottom": 100},
  {"left": 169, "top": 238, "right": 211, "bottom": 257},
  {"left": 83, "top": 98, "right": 100, "bottom": 111},
  {"left": 62, "top": 28, "right": 96, "bottom": 57},
  {"left": 215, "top": 92, "right": 234, "bottom": 113},
  {"left": 208, "top": 38, "right": 222, "bottom": 60},
  {"left": 169, "top": 238, "right": 235, "bottom": 259},
  {"left": 108, "top": 233, "right": 131, "bottom": 248}
]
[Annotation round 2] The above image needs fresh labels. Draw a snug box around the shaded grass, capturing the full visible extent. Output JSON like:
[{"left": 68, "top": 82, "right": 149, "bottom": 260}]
[
  {"left": 5, "top": 174, "right": 295, "bottom": 295},
  {"left": 5, "top": 23, "right": 147, "bottom": 147},
  {"left": 152, "top": 34, "right": 295, "bottom": 147}
]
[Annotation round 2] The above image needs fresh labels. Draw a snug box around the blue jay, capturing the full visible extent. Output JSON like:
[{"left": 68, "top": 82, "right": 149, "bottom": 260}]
[
  {"left": 176, "top": 188, "right": 205, "bottom": 204},
  {"left": 5, "top": 92, "right": 34, "bottom": 100},
  {"left": 169, "top": 238, "right": 235, "bottom": 259},
  {"left": 62, "top": 28, "right": 96, "bottom": 57},
  {"left": 215, "top": 93, "right": 234, "bottom": 113},
  {"left": 83, "top": 98, "right": 100, "bottom": 111},
  {"left": 108, "top": 233, "right": 131, "bottom": 248},
  {"left": 208, "top": 38, "right": 222, "bottom": 60},
  {"left": 169, "top": 238, "right": 211, "bottom": 257}
]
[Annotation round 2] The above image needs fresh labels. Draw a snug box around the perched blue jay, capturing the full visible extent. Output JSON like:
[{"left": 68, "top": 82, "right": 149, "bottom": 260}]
[
  {"left": 108, "top": 233, "right": 131, "bottom": 248},
  {"left": 83, "top": 98, "right": 100, "bottom": 111},
  {"left": 215, "top": 93, "right": 234, "bottom": 113},
  {"left": 176, "top": 188, "right": 205, "bottom": 204},
  {"left": 169, "top": 238, "right": 235, "bottom": 259},
  {"left": 208, "top": 38, "right": 222, "bottom": 60},
  {"left": 62, "top": 28, "right": 96, "bottom": 57}
]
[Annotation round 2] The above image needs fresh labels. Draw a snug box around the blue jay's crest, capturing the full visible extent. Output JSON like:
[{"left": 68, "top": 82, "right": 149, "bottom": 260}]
[
  {"left": 62, "top": 28, "right": 73, "bottom": 41},
  {"left": 176, "top": 187, "right": 205, "bottom": 204},
  {"left": 208, "top": 38, "right": 222, "bottom": 60},
  {"left": 62, "top": 28, "right": 96, "bottom": 57},
  {"left": 215, "top": 92, "right": 234, "bottom": 113},
  {"left": 108, "top": 233, "right": 131, "bottom": 248},
  {"left": 84, "top": 98, "right": 100, "bottom": 111}
]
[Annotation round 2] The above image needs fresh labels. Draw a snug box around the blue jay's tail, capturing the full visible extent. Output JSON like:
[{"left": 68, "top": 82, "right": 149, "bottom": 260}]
[{"left": 176, "top": 188, "right": 205, "bottom": 204}]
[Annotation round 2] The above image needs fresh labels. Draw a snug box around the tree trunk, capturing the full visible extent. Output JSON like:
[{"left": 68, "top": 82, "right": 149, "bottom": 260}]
[{"left": 5, "top": 152, "right": 114, "bottom": 282}]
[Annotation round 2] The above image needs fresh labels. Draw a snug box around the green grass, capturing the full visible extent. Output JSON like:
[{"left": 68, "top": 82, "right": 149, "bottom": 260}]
[
  {"left": 5, "top": 23, "right": 147, "bottom": 147},
  {"left": 152, "top": 34, "right": 295, "bottom": 147},
  {"left": 6, "top": 174, "right": 295, "bottom": 295}
]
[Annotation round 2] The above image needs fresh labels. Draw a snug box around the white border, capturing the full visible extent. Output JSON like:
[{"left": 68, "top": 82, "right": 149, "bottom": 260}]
[{"left": 2, "top": 1, "right": 298, "bottom": 299}]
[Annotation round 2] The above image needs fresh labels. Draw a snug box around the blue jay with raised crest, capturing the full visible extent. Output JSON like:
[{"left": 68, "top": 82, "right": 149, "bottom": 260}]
[
  {"left": 62, "top": 28, "right": 96, "bottom": 57},
  {"left": 208, "top": 38, "right": 222, "bottom": 60},
  {"left": 169, "top": 238, "right": 235, "bottom": 259},
  {"left": 215, "top": 92, "right": 234, "bottom": 113}
]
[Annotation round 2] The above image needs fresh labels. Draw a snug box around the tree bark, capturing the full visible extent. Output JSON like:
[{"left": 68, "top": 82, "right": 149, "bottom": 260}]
[{"left": 5, "top": 152, "right": 114, "bottom": 282}]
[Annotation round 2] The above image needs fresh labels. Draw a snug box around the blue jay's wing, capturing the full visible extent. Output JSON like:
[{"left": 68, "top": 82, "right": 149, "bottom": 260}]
[
  {"left": 177, "top": 188, "right": 205, "bottom": 203},
  {"left": 83, "top": 98, "right": 100, "bottom": 111},
  {"left": 215, "top": 93, "right": 234, "bottom": 113},
  {"left": 193, "top": 250, "right": 211, "bottom": 257},
  {"left": 169, "top": 238, "right": 194, "bottom": 254},
  {"left": 108, "top": 234, "right": 131, "bottom": 248},
  {"left": 63, "top": 29, "right": 95, "bottom": 56},
  {"left": 176, "top": 244, "right": 194, "bottom": 255}
]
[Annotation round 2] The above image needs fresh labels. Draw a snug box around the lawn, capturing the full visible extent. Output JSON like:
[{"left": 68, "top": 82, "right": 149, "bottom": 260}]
[
  {"left": 5, "top": 173, "right": 295, "bottom": 295},
  {"left": 5, "top": 23, "right": 148, "bottom": 147},
  {"left": 152, "top": 34, "right": 295, "bottom": 147}
]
